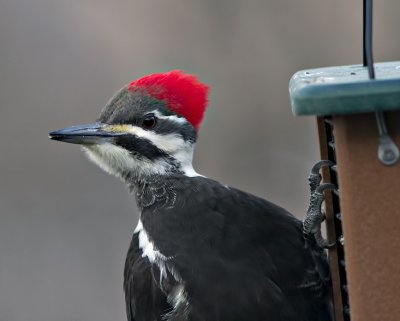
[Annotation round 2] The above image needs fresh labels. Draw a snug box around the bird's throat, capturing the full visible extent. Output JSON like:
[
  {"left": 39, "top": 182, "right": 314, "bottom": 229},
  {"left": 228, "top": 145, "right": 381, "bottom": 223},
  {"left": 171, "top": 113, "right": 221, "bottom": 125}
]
[{"left": 129, "top": 176, "right": 177, "bottom": 210}]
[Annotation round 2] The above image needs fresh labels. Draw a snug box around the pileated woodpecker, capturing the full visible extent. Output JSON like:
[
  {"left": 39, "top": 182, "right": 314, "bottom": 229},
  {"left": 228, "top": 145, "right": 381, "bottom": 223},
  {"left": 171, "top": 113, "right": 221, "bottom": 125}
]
[{"left": 49, "top": 70, "right": 333, "bottom": 321}]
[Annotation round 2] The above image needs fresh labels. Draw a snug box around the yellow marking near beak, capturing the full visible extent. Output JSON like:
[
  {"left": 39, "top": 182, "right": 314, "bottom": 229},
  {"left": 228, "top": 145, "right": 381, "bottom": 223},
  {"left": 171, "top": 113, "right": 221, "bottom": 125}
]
[{"left": 104, "top": 124, "right": 132, "bottom": 133}]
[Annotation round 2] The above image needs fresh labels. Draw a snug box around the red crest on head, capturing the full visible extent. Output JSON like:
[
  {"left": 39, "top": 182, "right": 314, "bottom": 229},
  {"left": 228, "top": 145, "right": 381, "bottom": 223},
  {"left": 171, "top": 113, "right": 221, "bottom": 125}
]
[{"left": 127, "top": 70, "right": 210, "bottom": 131}]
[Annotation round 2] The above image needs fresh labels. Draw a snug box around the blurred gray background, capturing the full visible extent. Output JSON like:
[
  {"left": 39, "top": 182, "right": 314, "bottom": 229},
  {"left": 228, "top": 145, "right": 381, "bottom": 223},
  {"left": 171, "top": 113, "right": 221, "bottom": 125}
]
[{"left": 1, "top": 0, "right": 399, "bottom": 320}]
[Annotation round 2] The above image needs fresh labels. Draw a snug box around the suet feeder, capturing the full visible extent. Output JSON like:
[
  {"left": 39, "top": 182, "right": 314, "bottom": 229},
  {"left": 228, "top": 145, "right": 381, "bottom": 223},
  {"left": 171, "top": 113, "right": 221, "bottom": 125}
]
[{"left": 289, "top": 1, "right": 400, "bottom": 321}]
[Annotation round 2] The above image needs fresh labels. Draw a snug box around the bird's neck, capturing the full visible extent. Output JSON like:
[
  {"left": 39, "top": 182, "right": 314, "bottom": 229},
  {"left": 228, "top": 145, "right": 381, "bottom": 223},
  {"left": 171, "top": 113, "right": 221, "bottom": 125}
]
[
  {"left": 125, "top": 162, "right": 200, "bottom": 210},
  {"left": 127, "top": 174, "right": 176, "bottom": 210}
]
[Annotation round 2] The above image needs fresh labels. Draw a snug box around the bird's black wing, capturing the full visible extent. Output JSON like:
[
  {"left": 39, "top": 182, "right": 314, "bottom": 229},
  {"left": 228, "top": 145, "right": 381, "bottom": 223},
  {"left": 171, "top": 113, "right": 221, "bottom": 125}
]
[
  {"left": 210, "top": 183, "right": 333, "bottom": 321},
  {"left": 213, "top": 183, "right": 333, "bottom": 321},
  {"left": 124, "top": 232, "right": 171, "bottom": 321}
]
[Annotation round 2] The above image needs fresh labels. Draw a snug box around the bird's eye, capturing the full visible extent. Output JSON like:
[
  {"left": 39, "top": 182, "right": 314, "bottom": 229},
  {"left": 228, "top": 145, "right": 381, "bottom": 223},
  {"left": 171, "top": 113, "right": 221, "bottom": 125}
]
[{"left": 142, "top": 114, "right": 157, "bottom": 130}]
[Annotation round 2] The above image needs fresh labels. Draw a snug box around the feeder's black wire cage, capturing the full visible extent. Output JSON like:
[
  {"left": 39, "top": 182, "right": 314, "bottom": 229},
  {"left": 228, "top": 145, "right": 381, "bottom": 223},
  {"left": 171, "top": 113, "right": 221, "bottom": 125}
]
[
  {"left": 323, "top": 1, "right": 376, "bottom": 320},
  {"left": 322, "top": 117, "right": 349, "bottom": 320}
]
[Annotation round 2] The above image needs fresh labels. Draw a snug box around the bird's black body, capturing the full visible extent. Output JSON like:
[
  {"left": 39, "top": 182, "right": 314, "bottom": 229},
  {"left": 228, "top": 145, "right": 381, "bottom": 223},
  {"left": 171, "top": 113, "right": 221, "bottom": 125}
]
[
  {"left": 124, "top": 175, "right": 332, "bottom": 321},
  {"left": 49, "top": 71, "right": 333, "bottom": 321}
]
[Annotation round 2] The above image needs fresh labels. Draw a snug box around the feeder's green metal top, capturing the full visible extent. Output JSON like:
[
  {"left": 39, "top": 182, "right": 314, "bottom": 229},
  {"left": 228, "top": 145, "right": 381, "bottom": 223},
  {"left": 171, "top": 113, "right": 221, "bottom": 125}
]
[{"left": 289, "top": 61, "right": 400, "bottom": 116}]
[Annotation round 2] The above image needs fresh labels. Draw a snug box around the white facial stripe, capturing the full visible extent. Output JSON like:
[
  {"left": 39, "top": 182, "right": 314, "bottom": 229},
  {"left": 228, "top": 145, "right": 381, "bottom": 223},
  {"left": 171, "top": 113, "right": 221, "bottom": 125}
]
[
  {"left": 120, "top": 124, "right": 201, "bottom": 177},
  {"left": 83, "top": 143, "right": 170, "bottom": 178},
  {"left": 152, "top": 110, "right": 188, "bottom": 125},
  {"left": 124, "top": 125, "right": 186, "bottom": 154},
  {"left": 173, "top": 143, "right": 202, "bottom": 177},
  {"left": 84, "top": 143, "right": 138, "bottom": 177}
]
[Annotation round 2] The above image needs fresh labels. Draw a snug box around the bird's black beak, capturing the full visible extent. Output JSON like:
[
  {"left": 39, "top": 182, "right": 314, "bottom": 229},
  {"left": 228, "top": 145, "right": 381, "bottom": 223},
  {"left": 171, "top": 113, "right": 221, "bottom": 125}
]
[{"left": 49, "top": 123, "right": 125, "bottom": 145}]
